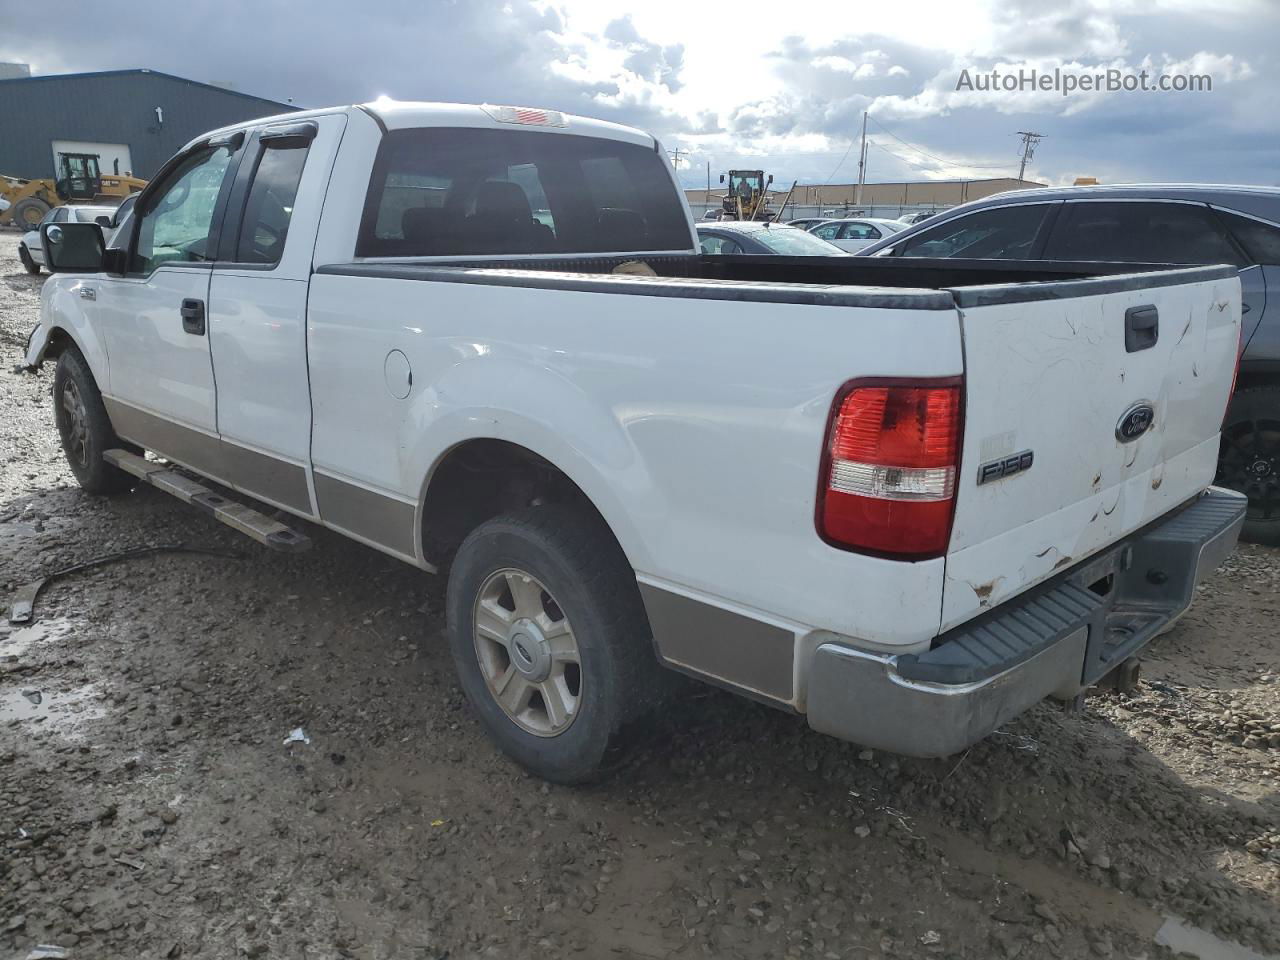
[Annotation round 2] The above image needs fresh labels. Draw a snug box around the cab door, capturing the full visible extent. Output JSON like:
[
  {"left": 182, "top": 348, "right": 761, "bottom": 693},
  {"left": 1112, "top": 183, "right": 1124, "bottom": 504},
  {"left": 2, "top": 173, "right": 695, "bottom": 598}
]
[
  {"left": 95, "top": 138, "right": 243, "bottom": 479},
  {"left": 205, "top": 115, "right": 346, "bottom": 517}
]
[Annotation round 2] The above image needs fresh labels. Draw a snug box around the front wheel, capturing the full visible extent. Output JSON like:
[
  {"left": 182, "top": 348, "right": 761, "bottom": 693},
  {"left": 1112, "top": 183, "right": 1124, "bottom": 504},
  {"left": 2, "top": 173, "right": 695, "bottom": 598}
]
[
  {"left": 18, "top": 244, "right": 40, "bottom": 275},
  {"left": 446, "top": 506, "right": 661, "bottom": 783},
  {"left": 52, "top": 346, "right": 136, "bottom": 495},
  {"left": 1217, "top": 384, "right": 1280, "bottom": 545}
]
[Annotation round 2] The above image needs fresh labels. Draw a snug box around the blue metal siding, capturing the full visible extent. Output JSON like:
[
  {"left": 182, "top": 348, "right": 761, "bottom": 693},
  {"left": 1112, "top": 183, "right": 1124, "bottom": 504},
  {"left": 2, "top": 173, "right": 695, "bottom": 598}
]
[{"left": 0, "top": 70, "right": 295, "bottom": 180}]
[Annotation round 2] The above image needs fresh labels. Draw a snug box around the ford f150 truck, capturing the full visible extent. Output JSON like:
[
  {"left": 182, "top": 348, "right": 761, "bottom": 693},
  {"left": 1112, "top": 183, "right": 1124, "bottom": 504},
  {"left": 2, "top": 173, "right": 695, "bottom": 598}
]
[{"left": 23, "top": 100, "right": 1247, "bottom": 783}]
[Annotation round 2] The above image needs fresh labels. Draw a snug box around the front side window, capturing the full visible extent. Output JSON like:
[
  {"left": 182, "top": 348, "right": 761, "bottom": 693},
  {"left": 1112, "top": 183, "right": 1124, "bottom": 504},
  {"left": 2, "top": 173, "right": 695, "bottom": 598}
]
[
  {"left": 131, "top": 145, "right": 235, "bottom": 273},
  {"left": 1043, "top": 201, "right": 1246, "bottom": 265},
  {"left": 897, "top": 204, "right": 1051, "bottom": 259},
  {"left": 812, "top": 222, "right": 841, "bottom": 241},
  {"left": 235, "top": 141, "right": 309, "bottom": 265},
  {"left": 358, "top": 127, "right": 693, "bottom": 257}
]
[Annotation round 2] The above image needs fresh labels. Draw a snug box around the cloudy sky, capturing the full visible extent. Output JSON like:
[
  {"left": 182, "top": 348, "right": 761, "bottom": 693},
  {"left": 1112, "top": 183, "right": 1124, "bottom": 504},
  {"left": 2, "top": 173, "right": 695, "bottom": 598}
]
[{"left": 2, "top": 0, "right": 1275, "bottom": 189}]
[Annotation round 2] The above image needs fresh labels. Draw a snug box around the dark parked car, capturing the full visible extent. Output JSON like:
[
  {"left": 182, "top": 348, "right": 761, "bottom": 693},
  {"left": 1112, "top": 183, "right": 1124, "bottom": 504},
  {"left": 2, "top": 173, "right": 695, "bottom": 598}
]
[
  {"left": 859, "top": 183, "right": 1280, "bottom": 542},
  {"left": 696, "top": 221, "right": 848, "bottom": 256}
]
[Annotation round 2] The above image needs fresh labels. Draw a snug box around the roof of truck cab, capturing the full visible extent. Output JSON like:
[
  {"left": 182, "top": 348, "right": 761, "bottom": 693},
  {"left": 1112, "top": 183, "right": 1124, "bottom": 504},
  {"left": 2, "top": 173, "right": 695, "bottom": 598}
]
[
  {"left": 362, "top": 100, "right": 656, "bottom": 147},
  {"left": 183, "top": 101, "right": 658, "bottom": 156}
]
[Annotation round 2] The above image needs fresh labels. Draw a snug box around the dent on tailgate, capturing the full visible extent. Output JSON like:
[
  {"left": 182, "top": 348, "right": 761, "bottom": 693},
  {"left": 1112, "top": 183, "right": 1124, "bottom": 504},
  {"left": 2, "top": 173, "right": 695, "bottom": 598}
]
[{"left": 940, "top": 269, "right": 1241, "bottom": 633}]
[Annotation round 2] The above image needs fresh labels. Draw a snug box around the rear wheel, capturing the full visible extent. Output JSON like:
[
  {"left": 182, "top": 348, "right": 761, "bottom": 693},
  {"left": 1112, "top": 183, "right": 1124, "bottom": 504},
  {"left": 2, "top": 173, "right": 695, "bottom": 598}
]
[
  {"left": 12, "top": 196, "right": 51, "bottom": 229},
  {"left": 52, "top": 346, "right": 136, "bottom": 495},
  {"left": 446, "top": 506, "right": 661, "bottom": 783},
  {"left": 1217, "top": 385, "right": 1280, "bottom": 545},
  {"left": 18, "top": 243, "right": 39, "bottom": 274}
]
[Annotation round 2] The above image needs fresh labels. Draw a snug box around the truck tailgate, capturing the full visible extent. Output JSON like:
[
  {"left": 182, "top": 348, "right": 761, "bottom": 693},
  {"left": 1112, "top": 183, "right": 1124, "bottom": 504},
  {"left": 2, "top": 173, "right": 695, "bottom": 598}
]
[{"left": 941, "top": 266, "right": 1241, "bottom": 632}]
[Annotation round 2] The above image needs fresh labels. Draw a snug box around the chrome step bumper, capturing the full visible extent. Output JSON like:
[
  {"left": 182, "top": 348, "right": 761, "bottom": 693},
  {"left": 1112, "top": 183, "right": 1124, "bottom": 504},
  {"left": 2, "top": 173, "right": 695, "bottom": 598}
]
[{"left": 806, "top": 487, "right": 1246, "bottom": 757}]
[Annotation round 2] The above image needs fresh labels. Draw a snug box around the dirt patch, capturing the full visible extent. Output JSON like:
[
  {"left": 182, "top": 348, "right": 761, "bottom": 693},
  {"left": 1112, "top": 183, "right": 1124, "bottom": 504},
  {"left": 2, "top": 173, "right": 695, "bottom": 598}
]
[{"left": 1, "top": 231, "right": 1277, "bottom": 960}]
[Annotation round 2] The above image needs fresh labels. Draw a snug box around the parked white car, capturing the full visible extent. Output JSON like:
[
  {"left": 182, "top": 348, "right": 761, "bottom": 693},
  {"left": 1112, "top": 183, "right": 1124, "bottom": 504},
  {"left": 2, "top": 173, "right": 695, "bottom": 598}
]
[
  {"left": 19, "top": 204, "right": 118, "bottom": 274},
  {"left": 808, "top": 217, "right": 906, "bottom": 252},
  {"left": 23, "top": 100, "right": 1246, "bottom": 784}
]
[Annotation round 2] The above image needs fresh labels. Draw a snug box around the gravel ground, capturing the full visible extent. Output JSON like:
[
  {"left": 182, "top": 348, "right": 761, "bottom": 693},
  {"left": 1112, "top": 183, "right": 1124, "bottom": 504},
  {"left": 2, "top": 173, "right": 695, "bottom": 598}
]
[{"left": 0, "top": 230, "right": 1277, "bottom": 960}]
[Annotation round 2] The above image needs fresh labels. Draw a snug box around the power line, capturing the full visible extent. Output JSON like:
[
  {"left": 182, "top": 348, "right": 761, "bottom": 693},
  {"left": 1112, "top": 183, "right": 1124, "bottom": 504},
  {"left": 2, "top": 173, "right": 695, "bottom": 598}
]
[
  {"left": 821, "top": 137, "right": 858, "bottom": 186},
  {"left": 866, "top": 115, "right": 1012, "bottom": 171}
]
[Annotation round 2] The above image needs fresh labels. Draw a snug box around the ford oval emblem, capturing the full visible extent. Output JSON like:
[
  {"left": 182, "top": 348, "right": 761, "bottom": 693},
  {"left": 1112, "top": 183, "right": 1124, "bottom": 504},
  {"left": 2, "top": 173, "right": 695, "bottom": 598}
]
[{"left": 1116, "top": 401, "right": 1155, "bottom": 443}]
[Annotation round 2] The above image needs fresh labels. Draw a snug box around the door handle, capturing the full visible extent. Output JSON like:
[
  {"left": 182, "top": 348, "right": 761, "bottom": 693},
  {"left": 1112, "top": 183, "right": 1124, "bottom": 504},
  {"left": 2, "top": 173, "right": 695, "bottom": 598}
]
[
  {"left": 1124, "top": 304, "right": 1158, "bottom": 353},
  {"left": 180, "top": 298, "right": 205, "bottom": 336}
]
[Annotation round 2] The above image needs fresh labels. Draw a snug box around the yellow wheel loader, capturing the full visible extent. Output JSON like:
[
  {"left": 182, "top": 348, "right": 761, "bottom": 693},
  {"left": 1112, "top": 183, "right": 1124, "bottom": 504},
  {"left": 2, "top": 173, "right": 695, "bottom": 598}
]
[
  {"left": 1, "top": 152, "right": 146, "bottom": 228},
  {"left": 716, "top": 170, "right": 774, "bottom": 221}
]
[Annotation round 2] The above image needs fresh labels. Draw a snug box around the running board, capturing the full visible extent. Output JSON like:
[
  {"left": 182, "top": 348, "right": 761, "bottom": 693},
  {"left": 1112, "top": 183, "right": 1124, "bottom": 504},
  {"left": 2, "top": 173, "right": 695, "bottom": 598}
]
[{"left": 104, "top": 448, "right": 311, "bottom": 553}]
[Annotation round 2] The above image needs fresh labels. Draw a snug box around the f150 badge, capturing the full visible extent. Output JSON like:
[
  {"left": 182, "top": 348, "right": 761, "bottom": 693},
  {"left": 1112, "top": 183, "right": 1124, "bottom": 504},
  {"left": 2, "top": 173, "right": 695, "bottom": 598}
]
[
  {"left": 977, "top": 449, "right": 1034, "bottom": 486},
  {"left": 1116, "top": 401, "right": 1156, "bottom": 443}
]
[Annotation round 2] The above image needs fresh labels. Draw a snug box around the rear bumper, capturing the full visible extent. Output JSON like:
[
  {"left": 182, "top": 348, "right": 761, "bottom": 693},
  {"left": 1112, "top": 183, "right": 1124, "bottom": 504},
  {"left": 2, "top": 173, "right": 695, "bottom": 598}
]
[{"left": 806, "top": 487, "right": 1246, "bottom": 757}]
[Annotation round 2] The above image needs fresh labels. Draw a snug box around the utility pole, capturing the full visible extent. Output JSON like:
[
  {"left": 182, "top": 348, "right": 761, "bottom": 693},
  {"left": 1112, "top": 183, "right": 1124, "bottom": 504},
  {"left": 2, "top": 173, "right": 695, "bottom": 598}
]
[
  {"left": 855, "top": 111, "right": 868, "bottom": 206},
  {"left": 669, "top": 147, "right": 686, "bottom": 170},
  {"left": 706, "top": 160, "right": 711, "bottom": 203},
  {"left": 1016, "top": 131, "right": 1043, "bottom": 182}
]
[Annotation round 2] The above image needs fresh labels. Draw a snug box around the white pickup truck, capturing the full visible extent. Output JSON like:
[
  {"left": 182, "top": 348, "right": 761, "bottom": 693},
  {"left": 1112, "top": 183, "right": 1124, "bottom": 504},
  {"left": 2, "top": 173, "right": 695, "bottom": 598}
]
[{"left": 24, "top": 100, "right": 1246, "bottom": 783}]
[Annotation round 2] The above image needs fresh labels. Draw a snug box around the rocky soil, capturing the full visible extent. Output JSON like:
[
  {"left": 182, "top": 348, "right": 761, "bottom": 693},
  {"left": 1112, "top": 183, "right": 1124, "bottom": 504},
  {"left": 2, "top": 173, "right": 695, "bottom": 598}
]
[{"left": 0, "top": 231, "right": 1276, "bottom": 960}]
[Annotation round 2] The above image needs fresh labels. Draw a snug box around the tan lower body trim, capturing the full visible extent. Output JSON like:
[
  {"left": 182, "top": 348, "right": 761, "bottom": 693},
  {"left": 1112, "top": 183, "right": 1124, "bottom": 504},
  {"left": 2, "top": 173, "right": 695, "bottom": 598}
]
[
  {"left": 313, "top": 471, "right": 417, "bottom": 559},
  {"left": 638, "top": 583, "right": 796, "bottom": 702},
  {"left": 103, "top": 397, "right": 312, "bottom": 515}
]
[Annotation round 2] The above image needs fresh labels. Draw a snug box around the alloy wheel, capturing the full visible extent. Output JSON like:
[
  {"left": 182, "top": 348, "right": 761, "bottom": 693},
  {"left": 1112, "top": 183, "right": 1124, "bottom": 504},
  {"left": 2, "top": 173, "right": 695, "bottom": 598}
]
[
  {"left": 59, "top": 378, "right": 90, "bottom": 468},
  {"left": 472, "top": 567, "right": 582, "bottom": 737},
  {"left": 1218, "top": 414, "right": 1280, "bottom": 522}
]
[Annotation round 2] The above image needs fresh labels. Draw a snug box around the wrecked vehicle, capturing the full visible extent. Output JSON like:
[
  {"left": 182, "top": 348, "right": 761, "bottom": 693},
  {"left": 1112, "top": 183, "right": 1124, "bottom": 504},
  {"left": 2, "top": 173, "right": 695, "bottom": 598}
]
[{"left": 22, "top": 100, "right": 1246, "bottom": 782}]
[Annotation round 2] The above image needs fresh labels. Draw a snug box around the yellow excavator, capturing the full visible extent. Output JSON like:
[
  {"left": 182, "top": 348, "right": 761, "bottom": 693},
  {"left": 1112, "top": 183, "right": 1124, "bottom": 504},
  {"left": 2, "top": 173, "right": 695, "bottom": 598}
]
[
  {"left": 1, "top": 152, "right": 146, "bottom": 228},
  {"left": 717, "top": 170, "right": 775, "bottom": 221}
]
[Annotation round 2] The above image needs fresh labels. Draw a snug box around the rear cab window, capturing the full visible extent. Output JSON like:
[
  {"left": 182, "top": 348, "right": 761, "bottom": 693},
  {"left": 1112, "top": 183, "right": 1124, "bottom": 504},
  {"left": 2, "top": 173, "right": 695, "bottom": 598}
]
[{"left": 357, "top": 127, "right": 692, "bottom": 257}]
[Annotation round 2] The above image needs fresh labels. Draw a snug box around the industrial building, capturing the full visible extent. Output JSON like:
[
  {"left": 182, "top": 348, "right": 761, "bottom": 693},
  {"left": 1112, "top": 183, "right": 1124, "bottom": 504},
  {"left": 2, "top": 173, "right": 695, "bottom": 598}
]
[{"left": 0, "top": 68, "right": 295, "bottom": 182}]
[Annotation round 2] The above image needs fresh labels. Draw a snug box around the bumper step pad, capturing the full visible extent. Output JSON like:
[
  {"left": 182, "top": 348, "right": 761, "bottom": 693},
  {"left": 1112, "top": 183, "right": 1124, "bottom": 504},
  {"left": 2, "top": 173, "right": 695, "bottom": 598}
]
[
  {"left": 896, "top": 487, "right": 1246, "bottom": 688},
  {"left": 104, "top": 449, "right": 311, "bottom": 553}
]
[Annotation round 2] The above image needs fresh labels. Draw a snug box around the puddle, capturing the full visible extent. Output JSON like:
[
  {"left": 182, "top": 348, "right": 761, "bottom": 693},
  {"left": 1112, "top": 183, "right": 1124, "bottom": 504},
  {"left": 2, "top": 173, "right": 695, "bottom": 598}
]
[
  {"left": 0, "top": 682, "right": 106, "bottom": 739},
  {"left": 0, "top": 617, "right": 74, "bottom": 658},
  {"left": 1156, "top": 915, "right": 1278, "bottom": 960}
]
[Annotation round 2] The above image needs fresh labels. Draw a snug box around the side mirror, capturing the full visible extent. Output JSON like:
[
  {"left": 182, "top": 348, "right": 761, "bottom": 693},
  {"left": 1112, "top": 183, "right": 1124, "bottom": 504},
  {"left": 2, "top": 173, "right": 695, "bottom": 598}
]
[
  {"left": 767, "top": 175, "right": 774, "bottom": 185},
  {"left": 42, "top": 222, "right": 105, "bottom": 273},
  {"left": 95, "top": 215, "right": 112, "bottom": 228},
  {"left": 719, "top": 174, "right": 725, "bottom": 183}
]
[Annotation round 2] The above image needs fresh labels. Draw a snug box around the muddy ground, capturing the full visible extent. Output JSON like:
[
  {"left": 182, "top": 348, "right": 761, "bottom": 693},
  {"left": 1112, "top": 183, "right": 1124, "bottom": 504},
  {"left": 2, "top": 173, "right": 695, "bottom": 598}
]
[{"left": 0, "top": 230, "right": 1276, "bottom": 960}]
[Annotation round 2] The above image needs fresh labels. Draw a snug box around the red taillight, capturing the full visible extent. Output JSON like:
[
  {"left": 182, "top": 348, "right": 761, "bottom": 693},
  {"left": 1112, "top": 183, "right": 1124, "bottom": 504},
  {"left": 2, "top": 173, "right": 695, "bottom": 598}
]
[{"left": 817, "top": 379, "right": 963, "bottom": 559}]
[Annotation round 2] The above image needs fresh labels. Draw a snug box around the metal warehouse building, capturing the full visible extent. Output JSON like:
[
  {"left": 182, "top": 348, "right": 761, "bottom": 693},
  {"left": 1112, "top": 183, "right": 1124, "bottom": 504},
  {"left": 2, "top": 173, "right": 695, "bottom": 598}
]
[{"left": 0, "top": 68, "right": 296, "bottom": 182}]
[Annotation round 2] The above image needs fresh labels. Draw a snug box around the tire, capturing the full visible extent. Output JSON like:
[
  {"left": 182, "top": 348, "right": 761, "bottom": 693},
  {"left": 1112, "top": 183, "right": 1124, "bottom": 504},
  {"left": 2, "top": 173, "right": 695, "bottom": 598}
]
[
  {"left": 12, "top": 197, "right": 51, "bottom": 230},
  {"left": 18, "top": 243, "right": 39, "bottom": 275},
  {"left": 1216, "top": 384, "right": 1280, "bottom": 545},
  {"left": 52, "top": 345, "right": 136, "bottom": 495},
  {"left": 446, "top": 505, "right": 662, "bottom": 783}
]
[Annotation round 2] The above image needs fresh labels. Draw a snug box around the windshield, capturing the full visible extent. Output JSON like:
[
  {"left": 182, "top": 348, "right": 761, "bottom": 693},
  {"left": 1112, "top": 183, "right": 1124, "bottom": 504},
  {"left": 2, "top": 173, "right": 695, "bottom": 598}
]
[{"left": 751, "top": 226, "right": 846, "bottom": 256}]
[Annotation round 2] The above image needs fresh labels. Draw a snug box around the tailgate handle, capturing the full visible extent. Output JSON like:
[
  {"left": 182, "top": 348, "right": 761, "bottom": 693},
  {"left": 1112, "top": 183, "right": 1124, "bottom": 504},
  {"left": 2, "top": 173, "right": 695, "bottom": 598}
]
[{"left": 1124, "top": 305, "right": 1158, "bottom": 353}]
